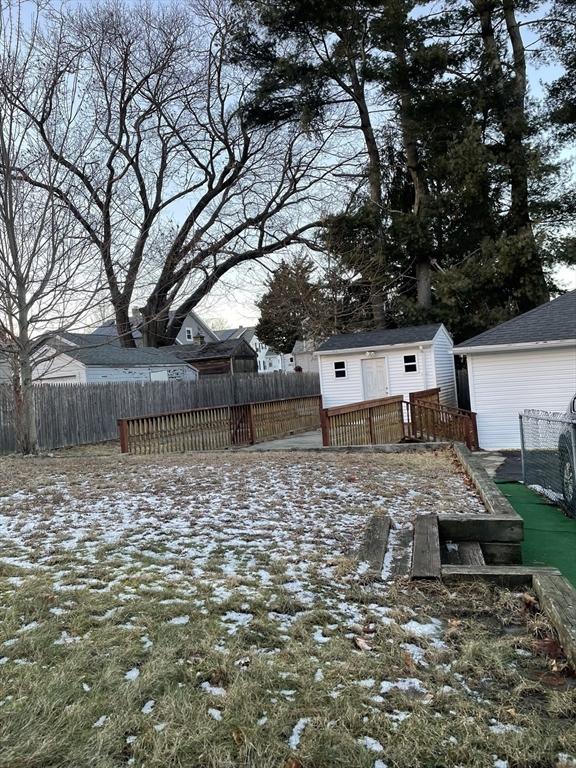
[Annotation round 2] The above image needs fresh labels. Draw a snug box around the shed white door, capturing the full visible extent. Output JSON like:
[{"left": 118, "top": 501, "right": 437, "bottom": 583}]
[{"left": 361, "top": 357, "right": 388, "bottom": 400}]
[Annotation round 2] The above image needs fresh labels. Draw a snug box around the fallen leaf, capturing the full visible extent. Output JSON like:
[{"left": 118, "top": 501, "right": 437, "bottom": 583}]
[
  {"left": 522, "top": 593, "right": 539, "bottom": 612},
  {"left": 533, "top": 637, "right": 566, "bottom": 661},
  {"left": 537, "top": 672, "right": 570, "bottom": 688},
  {"left": 402, "top": 650, "right": 416, "bottom": 672},
  {"left": 284, "top": 758, "right": 304, "bottom": 768},
  {"left": 353, "top": 636, "right": 372, "bottom": 652}
]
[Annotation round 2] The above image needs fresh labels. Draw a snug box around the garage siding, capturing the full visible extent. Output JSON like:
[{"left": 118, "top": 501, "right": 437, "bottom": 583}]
[
  {"left": 433, "top": 328, "right": 457, "bottom": 406},
  {"left": 468, "top": 346, "right": 576, "bottom": 449}
]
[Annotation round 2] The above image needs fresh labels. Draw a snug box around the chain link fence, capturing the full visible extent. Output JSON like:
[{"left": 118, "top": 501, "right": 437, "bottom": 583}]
[{"left": 519, "top": 409, "right": 576, "bottom": 516}]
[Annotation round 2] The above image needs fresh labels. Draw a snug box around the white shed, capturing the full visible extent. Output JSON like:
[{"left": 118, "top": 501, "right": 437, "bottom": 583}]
[
  {"left": 316, "top": 324, "right": 456, "bottom": 409},
  {"left": 455, "top": 291, "right": 576, "bottom": 450}
]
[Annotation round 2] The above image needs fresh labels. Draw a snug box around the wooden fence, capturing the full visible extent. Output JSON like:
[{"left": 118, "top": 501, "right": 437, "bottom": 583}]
[
  {"left": 118, "top": 395, "right": 321, "bottom": 454},
  {"left": 321, "top": 389, "right": 479, "bottom": 450},
  {"left": 0, "top": 372, "right": 320, "bottom": 453}
]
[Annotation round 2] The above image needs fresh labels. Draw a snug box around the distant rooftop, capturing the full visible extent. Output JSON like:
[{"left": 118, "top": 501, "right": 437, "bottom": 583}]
[{"left": 54, "top": 334, "right": 193, "bottom": 368}]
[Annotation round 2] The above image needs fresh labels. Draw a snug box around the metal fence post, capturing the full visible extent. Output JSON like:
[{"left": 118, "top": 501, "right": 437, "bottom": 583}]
[
  {"left": 571, "top": 423, "right": 576, "bottom": 497},
  {"left": 519, "top": 414, "right": 526, "bottom": 485}
]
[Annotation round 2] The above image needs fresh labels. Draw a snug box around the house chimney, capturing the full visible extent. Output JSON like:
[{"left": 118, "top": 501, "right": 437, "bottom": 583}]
[{"left": 193, "top": 333, "right": 205, "bottom": 346}]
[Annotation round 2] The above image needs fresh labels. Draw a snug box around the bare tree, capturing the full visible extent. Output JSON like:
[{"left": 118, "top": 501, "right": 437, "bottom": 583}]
[
  {"left": 0, "top": 2, "right": 103, "bottom": 453},
  {"left": 3, "top": 0, "right": 345, "bottom": 348}
]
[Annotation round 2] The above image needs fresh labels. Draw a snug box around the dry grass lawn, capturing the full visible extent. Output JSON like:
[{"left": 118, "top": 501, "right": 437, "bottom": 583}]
[{"left": 0, "top": 449, "right": 575, "bottom": 768}]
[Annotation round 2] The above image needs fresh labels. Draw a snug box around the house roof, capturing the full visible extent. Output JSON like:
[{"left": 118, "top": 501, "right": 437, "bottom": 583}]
[
  {"left": 92, "top": 310, "right": 219, "bottom": 344},
  {"left": 215, "top": 326, "right": 256, "bottom": 343},
  {"left": 54, "top": 334, "right": 193, "bottom": 368},
  {"left": 171, "top": 338, "right": 256, "bottom": 361},
  {"left": 455, "top": 291, "right": 576, "bottom": 350},
  {"left": 316, "top": 324, "right": 443, "bottom": 353}
]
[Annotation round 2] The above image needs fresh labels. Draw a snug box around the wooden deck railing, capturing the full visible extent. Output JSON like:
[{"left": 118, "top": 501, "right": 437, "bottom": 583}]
[
  {"left": 406, "top": 400, "right": 479, "bottom": 450},
  {"left": 321, "top": 390, "right": 479, "bottom": 451},
  {"left": 409, "top": 387, "right": 441, "bottom": 406},
  {"left": 118, "top": 395, "right": 321, "bottom": 454},
  {"left": 320, "top": 396, "right": 405, "bottom": 447}
]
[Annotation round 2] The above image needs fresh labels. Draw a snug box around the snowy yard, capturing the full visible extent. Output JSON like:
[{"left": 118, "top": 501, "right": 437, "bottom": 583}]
[{"left": 0, "top": 449, "right": 575, "bottom": 767}]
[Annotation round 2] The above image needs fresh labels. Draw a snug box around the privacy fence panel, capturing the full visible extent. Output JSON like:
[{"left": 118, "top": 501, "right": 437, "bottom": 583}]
[
  {"left": 520, "top": 409, "right": 576, "bottom": 514},
  {"left": 0, "top": 372, "right": 320, "bottom": 453}
]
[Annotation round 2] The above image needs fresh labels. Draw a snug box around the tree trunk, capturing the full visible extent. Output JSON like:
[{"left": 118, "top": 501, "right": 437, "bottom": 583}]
[
  {"left": 13, "top": 353, "right": 38, "bottom": 455},
  {"left": 415, "top": 257, "right": 432, "bottom": 309},
  {"left": 395, "top": 43, "right": 433, "bottom": 310},
  {"left": 474, "top": 0, "right": 549, "bottom": 310},
  {"left": 115, "top": 302, "right": 138, "bottom": 348},
  {"left": 350, "top": 74, "right": 387, "bottom": 328}
]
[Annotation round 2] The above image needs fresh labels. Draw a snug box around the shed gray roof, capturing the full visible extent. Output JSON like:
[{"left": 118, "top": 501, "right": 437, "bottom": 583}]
[
  {"left": 55, "top": 334, "right": 192, "bottom": 368},
  {"left": 316, "top": 324, "right": 443, "bottom": 353},
  {"left": 455, "top": 291, "right": 576, "bottom": 350}
]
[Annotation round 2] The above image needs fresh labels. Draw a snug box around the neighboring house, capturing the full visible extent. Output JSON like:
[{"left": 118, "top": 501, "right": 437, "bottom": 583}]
[
  {"left": 454, "top": 291, "right": 576, "bottom": 450},
  {"left": 0, "top": 354, "right": 10, "bottom": 383},
  {"left": 94, "top": 310, "right": 219, "bottom": 346},
  {"left": 263, "top": 348, "right": 283, "bottom": 373},
  {"left": 292, "top": 339, "right": 319, "bottom": 374},
  {"left": 172, "top": 338, "right": 257, "bottom": 376},
  {"left": 34, "top": 333, "right": 198, "bottom": 384},
  {"left": 215, "top": 326, "right": 286, "bottom": 373},
  {"left": 316, "top": 324, "right": 456, "bottom": 409}
]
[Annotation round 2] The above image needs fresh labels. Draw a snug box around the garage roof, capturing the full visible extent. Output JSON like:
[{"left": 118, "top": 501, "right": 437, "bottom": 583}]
[
  {"left": 455, "top": 291, "right": 576, "bottom": 350},
  {"left": 54, "top": 334, "right": 192, "bottom": 368},
  {"left": 316, "top": 324, "right": 443, "bottom": 353}
]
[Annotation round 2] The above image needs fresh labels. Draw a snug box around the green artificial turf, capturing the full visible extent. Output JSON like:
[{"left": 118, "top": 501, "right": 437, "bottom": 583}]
[{"left": 497, "top": 481, "right": 576, "bottom": 587}]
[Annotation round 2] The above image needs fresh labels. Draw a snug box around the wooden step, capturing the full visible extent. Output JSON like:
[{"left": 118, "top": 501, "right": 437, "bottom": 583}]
[
  {"left": 358, "top": 514, "right": 391, "bottom": 580},
  {"left": 411, "top": 514, "right": 441, "bottom": 580}
]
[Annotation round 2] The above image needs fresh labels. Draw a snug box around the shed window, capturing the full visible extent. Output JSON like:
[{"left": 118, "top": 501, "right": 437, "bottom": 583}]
[
  {"left": 185, "top": 328, "right": 193, "bottom": 341},
  {"left": 403, "top": 354, "right": 418, "bottom": 373},
  {"left": 334, "top": 361, "right": 347, "bottom": 379}
]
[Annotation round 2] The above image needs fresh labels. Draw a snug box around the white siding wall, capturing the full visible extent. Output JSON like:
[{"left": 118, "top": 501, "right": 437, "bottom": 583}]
[
  {"left": 319, "top": 344, "right": 436, "bottom": 408},
  {"left": 34, "top": 353, "right": 87, "bottom": 383},
  {"left": 468, "top": 346, "right": 576, "bottom": 449},
  {"left": 86, "top": 365, "right": 197, "bottom": 383},
  {"left": 294, "top": 351, "right": 319, "bottom": 374},
  {"left": 432, "top": 327, "right": 457, "bottom": 406}
]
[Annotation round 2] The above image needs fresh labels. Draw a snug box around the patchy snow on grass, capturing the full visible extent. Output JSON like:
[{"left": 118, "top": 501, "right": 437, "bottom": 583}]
[
  {"left": 1, "top": 450, "right": 564, "bottom": 768},
  {"left": 288, "top": 717, "right": 310, "bottom": 750}
]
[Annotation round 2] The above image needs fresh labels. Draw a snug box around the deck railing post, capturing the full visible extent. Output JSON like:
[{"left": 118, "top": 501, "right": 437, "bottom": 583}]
[
  {"left": 320, "top": 404, "right": 330, "bottom": 446},
  {"left": 248, "top": 403, "right": 256, "bottom": 445},
  {"left": 118, "top": 419, "right": 129, "bottom": 454},
  {"left": 519, "top": 414, "right": 527, "bottom": 484}
]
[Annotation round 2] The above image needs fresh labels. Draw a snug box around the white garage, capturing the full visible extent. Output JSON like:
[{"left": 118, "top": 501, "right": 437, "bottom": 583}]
[{"left": 455, "top": 291, "right": 576, "bottom": 450}]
